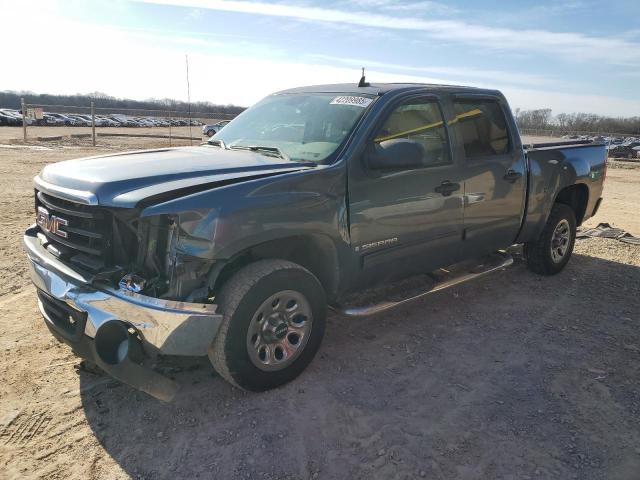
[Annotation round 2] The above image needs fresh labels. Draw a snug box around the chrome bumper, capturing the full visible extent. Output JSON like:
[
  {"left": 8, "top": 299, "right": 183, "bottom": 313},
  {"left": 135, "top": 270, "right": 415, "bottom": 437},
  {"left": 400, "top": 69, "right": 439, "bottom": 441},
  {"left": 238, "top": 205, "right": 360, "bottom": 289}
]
[{"left": 23, "top": 226, "right": 222, "bottom": 356}]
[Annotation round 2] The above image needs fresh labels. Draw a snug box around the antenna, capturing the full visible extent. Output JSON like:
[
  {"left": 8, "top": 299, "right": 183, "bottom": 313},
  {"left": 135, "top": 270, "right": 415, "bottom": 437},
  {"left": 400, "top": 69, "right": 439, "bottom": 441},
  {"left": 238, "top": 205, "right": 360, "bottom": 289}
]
[
  {"left": 358, "top": 67, "right": 369, "bottom": 87},
  {"left": 185, "top": 54, "right": 193, "bottom": 145}
]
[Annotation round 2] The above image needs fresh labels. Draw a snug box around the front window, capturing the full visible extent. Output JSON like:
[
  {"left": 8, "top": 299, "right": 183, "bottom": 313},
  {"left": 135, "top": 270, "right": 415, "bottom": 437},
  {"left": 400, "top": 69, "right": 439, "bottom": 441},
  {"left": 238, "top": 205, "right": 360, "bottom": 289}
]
[
  {"left": 374, "top": 99, "right": 451, "bottom": 167},
  {"left": 210, "top": 93, "right": 374, "bottom": 163}
]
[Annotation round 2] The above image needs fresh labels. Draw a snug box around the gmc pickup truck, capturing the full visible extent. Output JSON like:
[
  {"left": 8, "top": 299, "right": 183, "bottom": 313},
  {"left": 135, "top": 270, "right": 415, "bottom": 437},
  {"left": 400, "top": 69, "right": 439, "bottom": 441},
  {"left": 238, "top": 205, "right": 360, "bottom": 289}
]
[{"left": 24, "top": 82, "right": 606, "bottom": 400}]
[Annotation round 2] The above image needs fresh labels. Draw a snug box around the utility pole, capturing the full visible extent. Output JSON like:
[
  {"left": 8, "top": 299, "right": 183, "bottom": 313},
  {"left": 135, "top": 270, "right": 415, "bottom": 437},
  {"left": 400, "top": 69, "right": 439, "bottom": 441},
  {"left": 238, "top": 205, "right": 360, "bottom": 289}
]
[{"left": 185, "top": 54, "right": 193, "bottom": 145}]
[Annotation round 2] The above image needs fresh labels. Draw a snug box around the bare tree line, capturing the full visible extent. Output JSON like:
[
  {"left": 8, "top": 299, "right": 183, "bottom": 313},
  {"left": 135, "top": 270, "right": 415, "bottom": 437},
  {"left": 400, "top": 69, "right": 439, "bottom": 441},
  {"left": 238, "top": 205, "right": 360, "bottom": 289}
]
[
  {"left": 3, "top": 90, "right": 639, "bottom": 136},
  {"left": 0, "top": 91, "right": 246, "bottom": 116},
  {"left": 515, "top": 108, "right": 640, "bottom": 135}
]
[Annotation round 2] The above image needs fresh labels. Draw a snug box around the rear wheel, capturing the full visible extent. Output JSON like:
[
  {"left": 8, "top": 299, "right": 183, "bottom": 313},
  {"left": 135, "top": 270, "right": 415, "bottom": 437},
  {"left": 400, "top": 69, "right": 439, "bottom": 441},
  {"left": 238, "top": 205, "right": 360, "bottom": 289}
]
[
  {"left": 206, "top": 129, "right": 215, "bottom": 137},
  {"left": 209, "top": 260, "right": 326, "bottom": 391},
  {"left": 524, "top": 203, "right": 576, "bottom": 275}
]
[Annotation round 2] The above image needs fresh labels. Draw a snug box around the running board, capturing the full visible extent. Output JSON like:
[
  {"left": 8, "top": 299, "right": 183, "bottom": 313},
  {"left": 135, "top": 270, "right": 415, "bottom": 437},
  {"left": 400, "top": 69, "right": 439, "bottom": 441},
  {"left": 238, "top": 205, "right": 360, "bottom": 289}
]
[{"left": 333, "top": 251, "right": 514, "bottom": 317}]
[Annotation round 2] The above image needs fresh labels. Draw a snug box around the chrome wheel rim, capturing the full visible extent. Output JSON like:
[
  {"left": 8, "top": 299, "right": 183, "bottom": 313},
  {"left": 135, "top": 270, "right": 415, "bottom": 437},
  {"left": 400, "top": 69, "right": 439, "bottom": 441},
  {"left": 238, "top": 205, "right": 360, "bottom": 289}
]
[
  {"left": 246, "top": 290, "right": 313, "bottom": 371},
  {"left": 551, "top": 219, "right": 571, "bottom": 263}
]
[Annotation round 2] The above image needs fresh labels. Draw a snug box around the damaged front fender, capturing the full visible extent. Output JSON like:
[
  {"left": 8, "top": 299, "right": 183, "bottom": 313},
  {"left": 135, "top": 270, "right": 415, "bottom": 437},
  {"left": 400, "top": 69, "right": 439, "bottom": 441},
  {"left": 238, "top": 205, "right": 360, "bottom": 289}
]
[{"left": 131, "top": 163, "right": 352, "bottom": 300}]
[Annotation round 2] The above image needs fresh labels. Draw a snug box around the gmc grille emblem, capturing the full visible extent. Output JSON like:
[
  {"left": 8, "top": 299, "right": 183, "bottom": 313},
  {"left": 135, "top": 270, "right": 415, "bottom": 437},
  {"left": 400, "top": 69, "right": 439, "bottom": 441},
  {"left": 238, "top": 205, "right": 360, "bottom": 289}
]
[{"left": 36, "top": 206, "right": 68, "bottom": 238}]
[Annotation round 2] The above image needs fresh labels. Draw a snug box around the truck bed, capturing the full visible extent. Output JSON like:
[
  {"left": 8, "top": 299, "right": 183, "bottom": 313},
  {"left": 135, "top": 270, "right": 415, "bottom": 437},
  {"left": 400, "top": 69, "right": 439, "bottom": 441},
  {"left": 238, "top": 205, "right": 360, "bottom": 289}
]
[
  {"left": 524, "top": 139, "right": 604, "bottom": 151},
  {"left": 516, "top": 139, "right": 607, "bottom": 244}
]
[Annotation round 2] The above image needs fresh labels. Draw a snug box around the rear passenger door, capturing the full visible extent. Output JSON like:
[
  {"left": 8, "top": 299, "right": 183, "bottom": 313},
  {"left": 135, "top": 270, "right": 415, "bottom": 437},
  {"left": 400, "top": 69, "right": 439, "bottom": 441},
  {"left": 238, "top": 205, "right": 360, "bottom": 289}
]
[{"left": 450, "top": 96, "right": 526, "bottom": 255}]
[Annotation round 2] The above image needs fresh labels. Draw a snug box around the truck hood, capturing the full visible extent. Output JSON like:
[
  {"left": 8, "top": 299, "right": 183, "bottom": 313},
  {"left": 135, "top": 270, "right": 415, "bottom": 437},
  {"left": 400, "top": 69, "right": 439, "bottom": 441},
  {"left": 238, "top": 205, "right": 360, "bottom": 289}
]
[{"left": 37, "top": 146, "right": 315, "bottom": 208}]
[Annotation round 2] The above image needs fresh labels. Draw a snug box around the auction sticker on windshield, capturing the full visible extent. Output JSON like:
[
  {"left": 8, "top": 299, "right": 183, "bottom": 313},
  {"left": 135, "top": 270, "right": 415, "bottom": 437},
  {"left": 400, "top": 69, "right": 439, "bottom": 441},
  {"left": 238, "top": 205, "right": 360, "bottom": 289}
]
[{"left": 330, "top": 96, "right": 373, "bottom": 108}]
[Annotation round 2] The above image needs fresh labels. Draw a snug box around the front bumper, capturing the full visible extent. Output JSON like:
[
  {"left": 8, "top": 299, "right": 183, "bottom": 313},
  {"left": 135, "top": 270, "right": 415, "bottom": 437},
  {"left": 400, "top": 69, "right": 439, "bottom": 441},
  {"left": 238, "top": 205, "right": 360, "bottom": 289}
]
[{"left": 23, "top": 226, "right": 223, "bottom": 400}]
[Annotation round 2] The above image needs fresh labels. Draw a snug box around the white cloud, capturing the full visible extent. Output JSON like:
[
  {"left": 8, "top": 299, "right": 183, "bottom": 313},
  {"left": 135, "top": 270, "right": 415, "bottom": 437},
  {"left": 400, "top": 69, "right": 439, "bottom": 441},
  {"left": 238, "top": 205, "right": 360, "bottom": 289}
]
[
  {"left": 135, "top": 0, "right": 640, "bottom": 66},
  {"left": 345, "top": 0, "right": 458, "bottom": 15}
]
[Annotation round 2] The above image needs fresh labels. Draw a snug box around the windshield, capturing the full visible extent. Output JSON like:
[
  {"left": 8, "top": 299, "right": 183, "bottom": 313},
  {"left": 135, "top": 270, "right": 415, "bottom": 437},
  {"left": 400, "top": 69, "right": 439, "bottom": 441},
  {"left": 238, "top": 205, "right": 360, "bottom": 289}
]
[{"left": 210, "top": 93, "right": 374, "bottom": 163}]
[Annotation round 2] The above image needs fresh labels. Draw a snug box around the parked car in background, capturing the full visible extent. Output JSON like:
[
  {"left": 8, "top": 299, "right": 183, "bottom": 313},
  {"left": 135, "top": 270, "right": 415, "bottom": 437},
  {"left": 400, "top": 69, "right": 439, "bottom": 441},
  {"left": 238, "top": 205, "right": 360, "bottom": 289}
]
[
  {"left": 202, "top": 120, "right": 230, "bottom": 137},
  {"left": 608, "top": 141, "right": 640, "bottom": 159},
  {"left": 95, "top": 116, "right": 118, "bottom": 127},
  {"left": 67, "top": 114, "right": 92, "bottom": 126},
  {"left": 0, "top": 111, "right": 15, "bottom": 126},
  {"left": 106, "top": 115, "right": 128, "bottom": 126},
  {"left": 39, "top": 113, "right": 64, "bottom": 126},
  {"left": 0, "top": 111, "right": 21, "bottom": 126},
  {"left": 45, "top": 113, "right": 80, "bottom": 126},
  {"left": 0, "top": 109, "right": 34, "bottom": 125},
  {"left": 0, "top": 108, "right": 231, "bottom": 129}
]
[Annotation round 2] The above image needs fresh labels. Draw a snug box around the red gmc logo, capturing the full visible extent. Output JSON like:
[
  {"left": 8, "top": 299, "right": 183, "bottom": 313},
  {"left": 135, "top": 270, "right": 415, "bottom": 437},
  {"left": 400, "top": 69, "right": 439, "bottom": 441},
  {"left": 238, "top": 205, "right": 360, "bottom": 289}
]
[{"left": 36, "top": 206, "right": 68, "bottom": 238}]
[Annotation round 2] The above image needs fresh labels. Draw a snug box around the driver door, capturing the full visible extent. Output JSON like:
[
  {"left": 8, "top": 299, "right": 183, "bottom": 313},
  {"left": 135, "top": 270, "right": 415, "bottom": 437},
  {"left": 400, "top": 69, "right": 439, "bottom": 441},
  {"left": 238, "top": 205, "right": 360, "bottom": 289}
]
[{"left": 348, "top": 95, "right": 465, "bottom": 283}]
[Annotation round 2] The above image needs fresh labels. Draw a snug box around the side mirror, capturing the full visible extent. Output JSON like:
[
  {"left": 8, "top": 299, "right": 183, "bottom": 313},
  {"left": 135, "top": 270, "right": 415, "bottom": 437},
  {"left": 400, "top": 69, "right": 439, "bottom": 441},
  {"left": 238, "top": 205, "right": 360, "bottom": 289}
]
[{"left": 367, "top": 139, "right": 425, "bottom": 170}]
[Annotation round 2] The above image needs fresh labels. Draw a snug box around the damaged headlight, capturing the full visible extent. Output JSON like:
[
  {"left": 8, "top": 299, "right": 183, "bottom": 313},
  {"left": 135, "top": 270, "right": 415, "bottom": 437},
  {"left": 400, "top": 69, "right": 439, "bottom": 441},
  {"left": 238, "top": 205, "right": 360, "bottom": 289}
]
[{"left": 118, "top": 211, "right": 217, "bottom": 302}]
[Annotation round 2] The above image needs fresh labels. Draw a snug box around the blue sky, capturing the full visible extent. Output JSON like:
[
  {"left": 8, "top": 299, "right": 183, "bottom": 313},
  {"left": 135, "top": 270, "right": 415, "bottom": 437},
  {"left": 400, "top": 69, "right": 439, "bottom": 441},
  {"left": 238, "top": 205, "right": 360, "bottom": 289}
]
[{"left": 3, "top": 0, "right": 640, "bottom": 116}]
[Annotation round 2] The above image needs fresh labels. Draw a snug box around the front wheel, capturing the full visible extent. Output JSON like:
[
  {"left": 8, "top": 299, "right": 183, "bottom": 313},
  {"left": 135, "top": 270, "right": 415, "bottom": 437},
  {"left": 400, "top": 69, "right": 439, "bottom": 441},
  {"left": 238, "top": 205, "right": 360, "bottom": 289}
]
[
  {"left": 524, "top": 203, "right": 576, "bottom": 275},
  {"left": 209, "top": 260, "right": 326, "bottom": 391}
]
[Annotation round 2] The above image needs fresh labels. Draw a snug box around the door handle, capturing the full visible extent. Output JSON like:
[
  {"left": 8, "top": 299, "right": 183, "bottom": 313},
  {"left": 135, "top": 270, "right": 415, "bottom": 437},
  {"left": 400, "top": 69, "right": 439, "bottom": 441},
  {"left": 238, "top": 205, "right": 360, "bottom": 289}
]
[
  {"left": 434, "top": 180, "right": 460, "bottom": 197},
  {"left": 503, "top": 169, "right": 522, "bottom": 183}
]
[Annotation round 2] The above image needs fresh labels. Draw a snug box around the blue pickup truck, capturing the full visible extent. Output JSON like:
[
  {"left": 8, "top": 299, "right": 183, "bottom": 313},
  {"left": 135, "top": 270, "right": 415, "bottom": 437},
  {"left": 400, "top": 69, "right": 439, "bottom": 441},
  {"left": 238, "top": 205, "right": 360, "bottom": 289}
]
[{"left": 24, "top": 82, "right": 606, "bottom": 400}]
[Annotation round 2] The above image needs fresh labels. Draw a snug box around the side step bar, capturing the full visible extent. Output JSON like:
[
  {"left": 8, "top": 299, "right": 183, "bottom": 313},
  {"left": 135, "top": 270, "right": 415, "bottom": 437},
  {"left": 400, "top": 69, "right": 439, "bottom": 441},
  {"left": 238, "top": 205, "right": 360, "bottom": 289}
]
[{"left": 333, "top": 251, "right": 514, "bottom": 317}]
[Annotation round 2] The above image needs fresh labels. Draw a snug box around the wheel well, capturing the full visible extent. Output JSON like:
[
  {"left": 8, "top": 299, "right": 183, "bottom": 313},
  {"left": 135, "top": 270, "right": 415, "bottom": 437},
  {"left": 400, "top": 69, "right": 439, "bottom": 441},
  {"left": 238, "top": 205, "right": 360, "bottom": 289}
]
[
  {"left": 554, "top": 184, "right": 589, "bottom": 225},
  {"left": 211, "top": 235, "right": 340, "bottom": 302}
]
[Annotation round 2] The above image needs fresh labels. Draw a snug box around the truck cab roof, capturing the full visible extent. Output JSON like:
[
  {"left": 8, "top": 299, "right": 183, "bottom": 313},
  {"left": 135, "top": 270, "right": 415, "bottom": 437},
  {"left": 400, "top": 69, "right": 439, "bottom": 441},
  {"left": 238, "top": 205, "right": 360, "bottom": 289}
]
[{"left": 276, "top": 83, "right": 501, "bottom": 97}]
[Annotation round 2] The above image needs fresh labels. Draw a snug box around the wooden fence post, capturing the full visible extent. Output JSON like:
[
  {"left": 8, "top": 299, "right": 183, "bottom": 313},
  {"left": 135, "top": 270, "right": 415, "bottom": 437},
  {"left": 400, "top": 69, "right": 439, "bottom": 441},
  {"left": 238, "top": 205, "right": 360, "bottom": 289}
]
[
  {"left": 21, "top": 98, "right": 27, "bottom": 141},
  {"left": 91, "top": 101, "right": 96, "bottom": 146}
]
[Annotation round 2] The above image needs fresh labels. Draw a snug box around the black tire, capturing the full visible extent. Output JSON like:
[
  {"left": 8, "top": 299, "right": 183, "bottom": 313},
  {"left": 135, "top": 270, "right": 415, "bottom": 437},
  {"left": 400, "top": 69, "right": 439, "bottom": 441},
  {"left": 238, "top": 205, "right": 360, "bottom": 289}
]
[
  {"left": 209, "top": 259, "right": 326, "bottom": 391},
  {"left": 206, "top": 129, "right": 215, "bottom": 137},
  {"left": 524, "top": 203, "right": 576, "bottom": 275}
]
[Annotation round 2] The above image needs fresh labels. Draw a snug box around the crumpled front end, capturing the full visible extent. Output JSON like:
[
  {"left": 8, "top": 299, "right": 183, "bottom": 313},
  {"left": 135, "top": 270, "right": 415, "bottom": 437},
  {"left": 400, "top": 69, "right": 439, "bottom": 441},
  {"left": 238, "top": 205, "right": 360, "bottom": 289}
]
[{"left": 24, "top": 222, "right": 222, "bottom": 401}]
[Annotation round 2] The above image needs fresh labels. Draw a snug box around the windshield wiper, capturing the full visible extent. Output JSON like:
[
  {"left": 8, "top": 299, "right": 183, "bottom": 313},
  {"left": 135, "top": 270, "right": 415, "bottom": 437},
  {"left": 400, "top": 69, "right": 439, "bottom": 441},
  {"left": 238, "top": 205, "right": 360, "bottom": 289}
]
[
  {"left": 229, "top": 145, "right": 290, "bottom": 161},
  {"left": 207, "top": 139, "right": 227, "bottom": 149}
]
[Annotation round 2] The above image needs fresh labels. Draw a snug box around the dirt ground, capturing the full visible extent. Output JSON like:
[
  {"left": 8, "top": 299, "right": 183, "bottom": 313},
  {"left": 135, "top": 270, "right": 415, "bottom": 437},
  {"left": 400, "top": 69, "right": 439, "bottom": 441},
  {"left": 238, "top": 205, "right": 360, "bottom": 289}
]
[{"left": 0, "top": 136, "right": 639, "bottom": 480}]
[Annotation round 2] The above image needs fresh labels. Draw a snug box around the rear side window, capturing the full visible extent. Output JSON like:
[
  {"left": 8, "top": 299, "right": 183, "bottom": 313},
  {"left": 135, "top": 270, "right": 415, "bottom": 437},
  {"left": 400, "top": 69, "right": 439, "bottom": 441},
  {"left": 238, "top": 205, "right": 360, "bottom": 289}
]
[
  {"left": 374, "top": 99, "right": 451, "bottom": 167},
  {"left": 452, "top": 100, "right": 510, "bottom": 158}
]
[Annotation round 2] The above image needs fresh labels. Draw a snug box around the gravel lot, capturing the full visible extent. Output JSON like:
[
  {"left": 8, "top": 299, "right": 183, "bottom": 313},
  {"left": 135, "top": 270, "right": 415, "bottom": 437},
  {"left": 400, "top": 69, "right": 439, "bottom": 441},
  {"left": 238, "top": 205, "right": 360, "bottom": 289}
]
[{"left": 0, "top": 136, "right": 639, "bottom": 480}]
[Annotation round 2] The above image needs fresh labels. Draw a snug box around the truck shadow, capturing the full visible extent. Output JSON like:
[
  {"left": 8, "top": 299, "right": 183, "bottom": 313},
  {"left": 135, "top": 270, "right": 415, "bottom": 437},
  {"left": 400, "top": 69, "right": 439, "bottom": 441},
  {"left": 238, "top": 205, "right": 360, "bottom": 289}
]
[{"left": 78, "top": 250, "right": 640, "bottom": 479}]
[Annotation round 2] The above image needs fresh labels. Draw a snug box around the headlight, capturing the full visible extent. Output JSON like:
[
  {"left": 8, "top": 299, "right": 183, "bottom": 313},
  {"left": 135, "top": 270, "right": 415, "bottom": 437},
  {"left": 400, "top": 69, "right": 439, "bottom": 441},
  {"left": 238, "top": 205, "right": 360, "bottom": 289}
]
[{"left": 128, "top": 212, "right": 217, "bottom": 301}]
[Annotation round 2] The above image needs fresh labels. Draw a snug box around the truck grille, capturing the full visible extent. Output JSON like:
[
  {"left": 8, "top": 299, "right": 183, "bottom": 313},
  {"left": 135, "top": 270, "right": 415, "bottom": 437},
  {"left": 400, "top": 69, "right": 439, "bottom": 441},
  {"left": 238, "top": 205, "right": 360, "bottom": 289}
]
[{"left": 35, "top": 190, "right": 112, "bottom": 271}]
